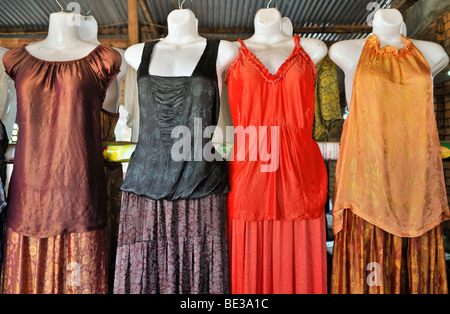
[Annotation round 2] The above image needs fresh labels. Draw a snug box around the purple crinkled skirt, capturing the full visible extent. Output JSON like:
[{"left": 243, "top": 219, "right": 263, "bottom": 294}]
[{"left": 114, "top": 191, "right": 229, "bottom": 294}]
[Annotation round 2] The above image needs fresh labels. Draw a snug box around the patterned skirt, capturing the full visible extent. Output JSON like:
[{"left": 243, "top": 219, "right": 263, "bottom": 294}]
[
  {"left": 330, "top": 209, "right": 448, "bottom": 294},
  {"left": 1, "top": 227, "right": 107, "bottom": 294},
  {"left": 114, "top": 191, "right": 229, "bottom": 294}
]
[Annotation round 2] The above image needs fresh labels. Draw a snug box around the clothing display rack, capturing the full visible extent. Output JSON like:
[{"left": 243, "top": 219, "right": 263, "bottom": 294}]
[{"left": 0, "top": 0, "right": 449, "bottom": 297}]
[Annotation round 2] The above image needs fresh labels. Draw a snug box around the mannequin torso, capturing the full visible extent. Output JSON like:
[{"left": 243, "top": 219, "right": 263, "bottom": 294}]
[
  {"left": 329, "top": 9, "right": 449, "bottom": 106},
  {"left": 79, "top": 15, "right": 127, "bottom": 113},
  {"left": 125, "top": 9, "right": 238, "bottom": 95},
  {"left": 125, "top": 9, "right": 239, "bottom": 146},
  {"left": 25, "top": 12, "right": 99, "bottom": 61}
]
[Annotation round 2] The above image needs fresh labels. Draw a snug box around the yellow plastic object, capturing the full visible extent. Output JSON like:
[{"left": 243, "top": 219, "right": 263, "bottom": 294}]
[
  {"left": 99, "top": 141, "right": 450, "bottom": 162},
  {"left": 441, "top": 146, "right": 450, "bottom": 159},
  {"left": 215, "top": 143, "right": 234, "bottom": 160},
  {"left": 103, "top": 142, "right": 137, "bottom": 163}
]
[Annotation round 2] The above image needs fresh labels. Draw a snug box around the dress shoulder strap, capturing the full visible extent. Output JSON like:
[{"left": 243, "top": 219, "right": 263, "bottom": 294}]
[
  {"left": 137, "top": 40, "right": 159, "bottom": 77},
  {"left": 192, "top": 39, "right": 220, "bottom": 79}
]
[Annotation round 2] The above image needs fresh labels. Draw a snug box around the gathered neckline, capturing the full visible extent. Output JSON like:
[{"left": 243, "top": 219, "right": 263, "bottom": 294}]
[
  {"left": 227, "top": 34, "right": 316, "bottom": 84},
  {"left": 369, "top": 34, "right": 412, "bottom": 55},
  {"left": 21, "top": 43, "right": 104, "bottom": 64}
]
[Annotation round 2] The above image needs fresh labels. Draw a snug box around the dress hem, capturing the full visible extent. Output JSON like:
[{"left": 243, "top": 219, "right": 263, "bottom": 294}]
[
  {"left": 6, "top": 221, "right": 108, "bottom": 239},
  {"left": 332, "top": 203, "right": 450, "bottom": 238}
]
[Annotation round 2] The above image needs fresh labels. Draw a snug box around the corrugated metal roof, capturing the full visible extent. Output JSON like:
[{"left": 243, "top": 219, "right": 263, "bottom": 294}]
[{"left": 0, "top": 0, "right": 395, "bottom": 42}]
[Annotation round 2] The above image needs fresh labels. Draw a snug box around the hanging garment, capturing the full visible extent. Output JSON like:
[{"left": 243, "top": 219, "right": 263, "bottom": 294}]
[
  {"left": 123, "top": 65, "right": 140, "bottom": 142},
  {"left": 312, "top": 56, "right": 342, "bottom": 142},
  {"left": 100, "top": 109, "right": 123, "bottom": 294},
  {"left": 331, "top": 34, "right": 450, "bottom": 294},
  {"left": 1, "top": 44, "right": 121, "bottom": 294},
  {"left": 225, "top": 34, "right": 328, "bottom": 294},
  {"left": 115, "top": 39, "right": 230, "bottom": 294}
]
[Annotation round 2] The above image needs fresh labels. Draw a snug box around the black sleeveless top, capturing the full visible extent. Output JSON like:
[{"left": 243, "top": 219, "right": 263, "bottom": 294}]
[{"left": 121, "top": 39, "right": 230, "bottom": 200}]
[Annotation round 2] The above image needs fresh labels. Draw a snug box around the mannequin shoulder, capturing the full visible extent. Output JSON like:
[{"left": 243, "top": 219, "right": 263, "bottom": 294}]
[
  {"left": 328, "top": 38, "right": 366, "bottom": 72},
  {"left": 124, "top": 43, "right": 146, "bottom": 71},
  {"left": 299, "top": 37, "right": 328, "bottom": 65},
  {"left": 217, "top": 40, "right": 240, "bottom": 73},
  {"left": 113, "top": 47, "right": 128, "bottom": 78},
  {"left": 411, "top": 39, "right": 449, "bottom": 75},
  {"left": 0, "top": 47, "right": 8, "bottom": 58}
]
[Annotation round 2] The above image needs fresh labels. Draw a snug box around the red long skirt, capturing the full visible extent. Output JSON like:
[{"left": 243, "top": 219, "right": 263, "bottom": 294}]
[{"left": 227, "top": 213, "right": 327, "bottom": 294}]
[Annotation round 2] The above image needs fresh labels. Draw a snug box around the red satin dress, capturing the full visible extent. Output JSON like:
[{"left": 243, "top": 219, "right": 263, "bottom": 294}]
[{"left": 225, "top": 35, "right": 328, "bottom": 294}]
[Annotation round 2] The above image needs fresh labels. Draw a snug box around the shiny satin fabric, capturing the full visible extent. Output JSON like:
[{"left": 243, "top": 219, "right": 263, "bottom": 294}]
[
  {"left": 332, "top": 35, "right": 450, "bottom": 237},
  {"left": 330, "top": 209, "right": 448, "bottom": 294},
  {"left": 2, "top": 45, "right": 122, "bottom": 238},
  {"left": 225, "top": 34, "right": 328, "bottom": 221},
  {"left": 227, "top": 214, "right": 328, "bottom": 294}
]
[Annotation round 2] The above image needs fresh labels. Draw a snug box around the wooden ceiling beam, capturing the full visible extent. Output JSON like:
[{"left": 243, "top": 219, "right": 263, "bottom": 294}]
[
  {"left": 0, "top": 24, "right": 373, "bottom": 37},
  {"left": 138, "top": 0, "right": 159, "bottom": 39},
  {"left": 0, "top": 37, "right": 130, "bottom": 49}
]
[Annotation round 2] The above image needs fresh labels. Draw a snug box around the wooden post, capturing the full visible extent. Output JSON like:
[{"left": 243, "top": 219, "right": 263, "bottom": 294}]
[
  {"left": 139, "top": 0, "right": 159, "bottom": 39},
  {"left": 128, "top": 0, "right": 139, "bottom": 45}
]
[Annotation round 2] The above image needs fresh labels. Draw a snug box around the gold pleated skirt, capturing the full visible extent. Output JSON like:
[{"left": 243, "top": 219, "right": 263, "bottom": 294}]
[
  {"left": 1, "top": 227, "right": 107, "bottom": 294},
  {"left": 330, "top": 209, "right": 448, "bottom": 294}
]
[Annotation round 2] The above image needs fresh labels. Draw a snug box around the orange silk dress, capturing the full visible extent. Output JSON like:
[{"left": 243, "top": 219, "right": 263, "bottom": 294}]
[
  {"left": 333, "top": 35, "right": 450, "bottom": 238},
  {"left": 225, "top": 35, "right": 328, "bottom": 294},
  {"left": 331, "top": 35, "right": 450, "bottom": 294}
]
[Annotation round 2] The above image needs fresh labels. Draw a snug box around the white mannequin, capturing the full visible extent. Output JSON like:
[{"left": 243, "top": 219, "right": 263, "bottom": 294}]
[
  {"left": 281, "top": 17, "right": 293, "bottom": 37},
  {"left": 125, "top": 9, "right": 239, "bottom": 145},
  {"left": 22, "top": 11, "right": 121, "bottom": 124},
  {"left": 329, "top": 9, "right": 449, "bottom": 107},
  {"left": 79, "top": 15, "right": 127, "bottom": 113},
  {"left": 125, "top": 9, "right": 237, "bottom": 94},
  {"left": 0, "top": 47, "right": 17, "bottom": 141},
  {"left": 234, "top": 8, "right": 327, "bottom": 74},
  {"left": 25, "top": 12, "right": 99, "bottom": 61}
]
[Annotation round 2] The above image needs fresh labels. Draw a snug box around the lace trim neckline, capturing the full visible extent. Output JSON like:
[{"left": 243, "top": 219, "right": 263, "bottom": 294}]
[
  {"left": 226, "top": 34, "right": 316, "bottom": 84},
  {"left": 241, "top": 34, "right": 302, "bottom": 83}
]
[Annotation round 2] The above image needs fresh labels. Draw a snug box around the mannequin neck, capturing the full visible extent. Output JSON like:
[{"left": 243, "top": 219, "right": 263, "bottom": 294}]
[
  {"left": 251, "top": 8, "right": 288, "bottom": 43},
  {"left": 165, "top": 9, "right": 202, "bottom": 44},
  {"left": 372, "top": 9, "right": 405, "bottom": 48},
  {"left": 79, "top": 16, "right": 100, "bottom": 45},
  {"left": 43, "top": 12, "right": 84, "bottom": 49}
]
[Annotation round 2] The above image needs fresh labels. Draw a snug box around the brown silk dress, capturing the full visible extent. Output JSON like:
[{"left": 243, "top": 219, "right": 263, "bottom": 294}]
[
  {"left": 1, "top": 44, "right": 121, "bottom": 294},
  {"left": 331, "top": 35, "right": 450, "bottom": 294}
]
